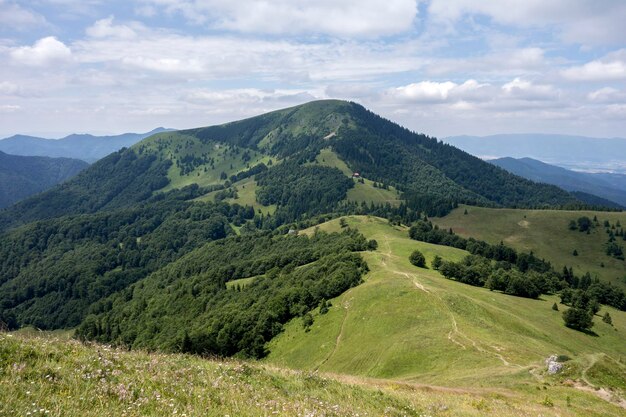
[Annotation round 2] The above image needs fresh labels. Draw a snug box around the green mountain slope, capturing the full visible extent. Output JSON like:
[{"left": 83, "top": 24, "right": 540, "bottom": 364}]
[
  {"left": 1, "top": 101, "right": 625, "bottom": 414},
  {"left": 5, "top": 333, "right": 622, "bottom": 417},
  {"left": 433, "top": 206, "right": 626, "bottom": 289},
  {"left": 0, "top": 151, "right": 88, "bottom": 208},
  {"left": 265, "top": 216, "right": 626, "bottom": 410},
  {"left": 0, "top": 100, "right": 581, "bottom": 232}
]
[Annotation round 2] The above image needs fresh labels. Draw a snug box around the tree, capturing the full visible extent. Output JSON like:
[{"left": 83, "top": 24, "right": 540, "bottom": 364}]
[
  {"left": 367, "top": 239, "right": 378, "bottom": 250},
  {"left": 319, "top": 299, "right": 329, "bottom": 315},
  {"left": 562, "top": 308, "right": 593, "bottom": 331},
  {"left": 431, "top": 255, "right": 443, "bottom": 270},
  {"left": 339, "top": 218, "right": 348, "bottom": 228},
  {"left": 577, "top": 216, "right": 592, "bottom": 232},
  {"left": 572, "top": 249, "right": 578, "bottom": 256},
  {"left": 568, "top": 220, "right": 577, "bottom": 231},
  {"left": 302, "top": 313, "right": 314, "bottom": 331},
  {"left": 464, "top": 208, "right": 468, "bottom": 215},
  {"left": 552, "top": 302, "right": 559, "bottom": 311},
  {"left": 602, "top": 312, "right": 613, "bottom": 325},
  {"left": 409, "top": 250, "right": 426, "bottom": 268}
]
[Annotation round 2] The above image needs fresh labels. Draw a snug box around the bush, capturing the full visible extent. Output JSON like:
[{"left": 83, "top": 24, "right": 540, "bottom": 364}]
[
  {"left": 562, "top": 307, "right": 593, "bottom": 331},
  {"left": 409, "top": 250, "right": 426, "bottom": 268},
  {"left": 431, "top": 255, "right": 443, "bottom": 270}
]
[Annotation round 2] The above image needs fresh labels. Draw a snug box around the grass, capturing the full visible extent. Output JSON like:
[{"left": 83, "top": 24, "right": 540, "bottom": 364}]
[
  {"left": 433, "top": 205, "right": 626, "bottom": 288},
  {"left": 225, "top": 276, "right": 257, "bottom": 290},
  {"left": 134, "top": 131, "right": 273, "bottom": 192},
  {"left": 3, "top": 332, "right": 624, "bottom": 417},
  {"left": 347, "top": 179, "right": 402, "bottom": 206},
  {"left": 3, "top": 216, "right": 625, "bottom": 416},
  {"left": 311, "top": 147, "right": 402, "bottom": 205},
  {"left": 267, "top": 216, "right": 626, "bottom": 414},
  {"left": 195, "top": 177, "right": 276, "bottom": 215}
]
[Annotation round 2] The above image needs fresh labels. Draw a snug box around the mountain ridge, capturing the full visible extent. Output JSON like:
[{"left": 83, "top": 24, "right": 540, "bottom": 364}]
[
  {"left": 0, "top": 127, "right": 173, "bottom": 162},
  {"left": 491, "top": 157, "right": 626, "bottom": 208},
  {"left": 0, "top": 100, "right": 584, "bottom": 232},
  {"left": 445, "top": 133, "right": 626, "bottom": 174},
  {"left": 0, "top": 151, "right": 88, "bottom": 208}
]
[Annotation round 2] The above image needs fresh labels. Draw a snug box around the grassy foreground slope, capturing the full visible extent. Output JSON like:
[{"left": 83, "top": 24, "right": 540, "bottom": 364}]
[
  {"left": 433, "top": 206, "right": 626, "bottom": 288},
  {"left": 0, "top": 332, "right": 623, "bottom": 417},
  {"left": 266, "top": 216, "right": 626, "bottom": 414}
]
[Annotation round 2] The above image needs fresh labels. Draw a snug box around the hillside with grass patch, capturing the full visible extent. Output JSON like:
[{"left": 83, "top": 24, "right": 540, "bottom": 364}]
[
  {"left": 6, "top": 332, "right": 621, "bottom": 417},
  {"left": 266, "top": 216, "right": 626, "bottom": 412},
  {"left": 433, "top": 206, "right": 626, "bottom": 288}
]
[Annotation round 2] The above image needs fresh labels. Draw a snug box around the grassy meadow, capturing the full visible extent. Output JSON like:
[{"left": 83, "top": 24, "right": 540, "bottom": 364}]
[
  {"left": 2, "top": 215, "right": 625, "bottom": 416},
  {"left": 433, "top": 206, "right": 626, "bottom": 288},
  {"left": 267, "top": 216, "right": 626, "bottom": 414}
]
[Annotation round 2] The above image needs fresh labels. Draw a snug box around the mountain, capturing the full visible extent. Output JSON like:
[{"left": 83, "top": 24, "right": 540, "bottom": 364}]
[
  {"left": 0, "top": 151, "right": 88, "bottom": 209},
  {"left": 445, "top": 134, "right": 626, "bottom": 174},
  {"left": 0, "top": 99, "right": 586, "bottom": 328},
  {"left": 0, "top": 128, "right": 173, "bottom": 163},
  {"left": 1, "top": 100, "right": 625, "bottom": 411},
  {"left": 490, "top": 157, "right": 626, "bottom": 208},
  {"left": 0, "top": 100, "right": 581, "bottom": 231}
]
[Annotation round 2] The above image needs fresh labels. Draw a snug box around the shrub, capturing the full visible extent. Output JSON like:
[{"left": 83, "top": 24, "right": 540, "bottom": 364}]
[{"left": 409, "top": 250, "right": 426, "bottom": 268}]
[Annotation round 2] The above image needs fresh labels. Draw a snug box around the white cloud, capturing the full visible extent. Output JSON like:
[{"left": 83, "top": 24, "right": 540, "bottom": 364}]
[
  {"left": 86, "top": 16, "right": 138, "bottom": 38},
  {"left": 9, "top": 37, "right": 72, "bottom": 67},
  {"left": 0, "top": 104, "right": 21, "bottom": 112},
  {"left": 501, "top": 78, "right": 558, "bottom": 100},
  {"left": 0, "top": 81, "right": 19, "bottom": 95},
  {"left": 392, "top": 81, "right": 457, "bottom": 102},
  {"left": 587, "top": 87, "right": 626, "bottom": 103},
  {"left": 389, "top": 79, "right": 491, "bottom": 103},
  {"left": 182, "top": 88, "right": 318, "bottom": 107},
  {"left": 0, "top": 1, "right": 47, "bottom": 30},
  {"left": 427, "top": 0, "right": 626, "bottom": 45},
  {"left": 562, "top": 59, "right": 626, "bottom": 81},
  {"left": 121, "top": 56, "right": 204, "bottom": 74},
  {"left": 141, "top": 0, "right": 418, "bottom": 37}
]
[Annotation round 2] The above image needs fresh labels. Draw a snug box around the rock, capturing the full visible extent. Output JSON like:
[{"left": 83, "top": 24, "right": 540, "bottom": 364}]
[{"left": 545, "top": 354, "right": 563, "bottom": 374}]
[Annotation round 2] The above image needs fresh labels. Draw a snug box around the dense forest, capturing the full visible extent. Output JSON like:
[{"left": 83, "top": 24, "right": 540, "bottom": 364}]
[
  {"left": 0, "top": 149, "right": 171, "bottom": 231},
  {"left": 0, "top": 151, "right": 88, "bottom": 209},
  {"left": 76, "top": 229, "right": 371, "bottom": 358},
  {"left": 0, "top": 188, "right": 254, "bottom": 329}
]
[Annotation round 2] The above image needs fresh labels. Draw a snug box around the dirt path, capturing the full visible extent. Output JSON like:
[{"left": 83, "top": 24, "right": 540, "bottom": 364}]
[
  {"left": 315, "top": 297, "right": 352, "bottom": 371},
  {"left": 380, "top": 232, "right": 519, "bottom": 367}
]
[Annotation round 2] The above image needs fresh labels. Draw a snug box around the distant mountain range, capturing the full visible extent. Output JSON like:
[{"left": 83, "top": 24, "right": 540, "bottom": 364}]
[
  {"left": 0, "top": 128, "right": 173, "bottom": 163},
  {"left": 445, "top": 134, "right": 626, "bottom": 174},
  {"left": 0, "top": 151, "right": 88, "bottom": 208},
  {"left": 490, "top": 157, "right": 626, "bottom": 208}
]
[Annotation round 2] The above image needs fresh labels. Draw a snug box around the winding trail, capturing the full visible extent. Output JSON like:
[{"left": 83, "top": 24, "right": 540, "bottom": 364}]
[
  {"left": 315, "top": 297, "right": 352, "bottom": 371},
  {"left": 382, "top": 233, "right": 519, "bottom": 368}
]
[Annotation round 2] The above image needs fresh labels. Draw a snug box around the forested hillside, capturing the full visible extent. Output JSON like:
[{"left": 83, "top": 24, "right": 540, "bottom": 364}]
[
  {"left": 0, "top": 149, "right": 171, "bottom": 230},
  {"left": 0, "top": 100, "right": 606, "bottom": 355},
  {"left": 0, "top": 151, "right": 88, "bottom": 208}
]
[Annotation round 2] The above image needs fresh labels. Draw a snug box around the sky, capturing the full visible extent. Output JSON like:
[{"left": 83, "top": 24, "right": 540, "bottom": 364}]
[{"left": 1, "top": 0, "right": 626, "bottom": 139}]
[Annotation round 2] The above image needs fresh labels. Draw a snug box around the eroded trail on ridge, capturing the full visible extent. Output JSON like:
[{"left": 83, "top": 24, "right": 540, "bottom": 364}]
[
  {"left": 315, "top": 296, "right": 353, "bottom": 371},
  {"left": 381, "top": 233, "right": 520, "bottom": 368}
]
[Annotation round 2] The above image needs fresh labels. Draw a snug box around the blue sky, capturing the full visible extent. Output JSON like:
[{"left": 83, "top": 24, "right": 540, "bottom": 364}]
[{"left": 1, "top": 0, "right": 626, "bottom": 138}]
